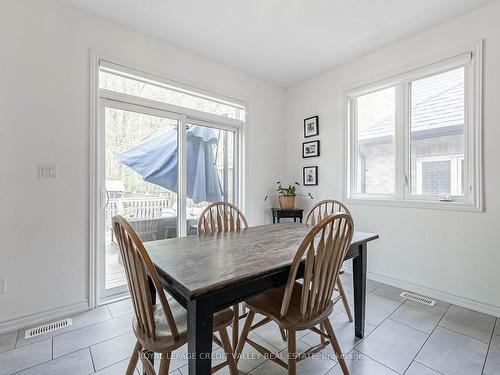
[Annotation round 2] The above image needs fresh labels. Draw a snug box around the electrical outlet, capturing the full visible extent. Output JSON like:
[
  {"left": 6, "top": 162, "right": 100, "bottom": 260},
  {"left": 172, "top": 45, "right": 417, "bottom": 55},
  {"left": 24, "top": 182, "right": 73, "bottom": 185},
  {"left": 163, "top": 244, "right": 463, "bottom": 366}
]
[{"left": 0, "top": 277, "right": 6, "bottom": 294}]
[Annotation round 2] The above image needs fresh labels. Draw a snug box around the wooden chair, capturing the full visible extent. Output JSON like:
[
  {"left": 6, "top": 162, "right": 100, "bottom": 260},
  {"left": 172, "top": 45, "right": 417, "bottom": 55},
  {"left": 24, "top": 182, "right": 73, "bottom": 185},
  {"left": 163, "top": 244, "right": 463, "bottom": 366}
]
[
  {"left": 197, "top": 202, "right": 288, "bottom": 348},
  {"left": 197, "top": 201, "right": 248, "bottom": 235},
  {"left": 306, "top": 199, "right": 351, "bottom": 225},
  {"left": 113, "top": 216, "right": 238, "bottom": 375},
  {"left": 306, "top": 200, "right": 353, "bottom": 322},
  {"left": 235, "top": 213, "right": 354, "bottom": 375}
]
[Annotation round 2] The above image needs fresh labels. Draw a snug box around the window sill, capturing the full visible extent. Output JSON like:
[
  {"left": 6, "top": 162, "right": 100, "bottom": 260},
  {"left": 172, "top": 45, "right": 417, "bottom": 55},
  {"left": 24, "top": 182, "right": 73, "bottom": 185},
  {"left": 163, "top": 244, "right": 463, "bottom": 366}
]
[{"left": 346, "top": 196, "right": 482, "bottom": 212}]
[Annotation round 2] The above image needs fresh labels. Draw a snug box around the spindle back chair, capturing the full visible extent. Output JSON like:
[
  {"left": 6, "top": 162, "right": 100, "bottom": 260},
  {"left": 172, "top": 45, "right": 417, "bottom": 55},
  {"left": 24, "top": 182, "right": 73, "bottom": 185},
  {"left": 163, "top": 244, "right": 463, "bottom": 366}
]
[
  {"left": 306, "top": 199, "right": 353, "bottom": 322},
  {"left": 306, "top": 199, "right": 351, "bottom": 225},
  {"left": 113, "top": 216, "right": 237, "bottom": 375},
  {"left": 197, "top": 202, "right": 248, "bottom": 235},
  {"left": 236, "top": 213, "right": 354, "bottom": 375},
  {"left": 196, "top": 202, "right": 274, "bottom": 347}
]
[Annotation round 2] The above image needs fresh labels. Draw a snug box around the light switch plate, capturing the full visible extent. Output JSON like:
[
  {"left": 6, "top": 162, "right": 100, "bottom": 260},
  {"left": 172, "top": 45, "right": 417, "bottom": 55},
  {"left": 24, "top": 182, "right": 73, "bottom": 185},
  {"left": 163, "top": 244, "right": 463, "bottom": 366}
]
[
  {"left": 39, "top": 166, "right": 58, "bottom": 179},
  {"left": 0, "top": 277, "right": 6, "bottom": 294}
]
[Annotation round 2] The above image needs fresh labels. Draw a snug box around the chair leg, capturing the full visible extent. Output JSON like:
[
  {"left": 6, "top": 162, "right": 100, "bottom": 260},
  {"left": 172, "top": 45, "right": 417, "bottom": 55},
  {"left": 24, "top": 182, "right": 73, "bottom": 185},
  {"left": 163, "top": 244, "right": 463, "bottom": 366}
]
[
  {"left": 319, "top": 322, "right": 326, "bottom": 344},
  {"left": 232, "top": 303, "right": 239, "bottom": 349},
  {"left": 219, "top": 328, "right": 238, "bottom": 375},
  {"left": 279, "top": 327, "right": 287, "bottom": 341},
  {"left": 323, "top": 319, "right": 349, "bottom": 375},
  {"left": 126, "top": 341, "right": 142, "bottom": 375},
  {"left": 287, "top": 330, "right": 297, "bottom": 375},
  {"left": 140, "top": 351, "right": 157, "bottom": 375},
  {"left": 337, "top": 279, "right": 353, "bottom": 322},
  {"left": 235, "top": 309, "right": 255, "bottom": 362},
  {"left": 158, "top": 352, "right": 171, "bottom": 375}
]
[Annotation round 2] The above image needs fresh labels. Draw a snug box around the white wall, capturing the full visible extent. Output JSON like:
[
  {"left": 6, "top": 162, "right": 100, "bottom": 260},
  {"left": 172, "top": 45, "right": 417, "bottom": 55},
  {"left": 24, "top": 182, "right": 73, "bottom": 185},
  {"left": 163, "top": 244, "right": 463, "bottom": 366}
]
[
  {"left": 0, "top": 0, "right": 286, "bottom": 328},
  {"left": 285, "top": 1, "right": 500, "bottom": 315}
]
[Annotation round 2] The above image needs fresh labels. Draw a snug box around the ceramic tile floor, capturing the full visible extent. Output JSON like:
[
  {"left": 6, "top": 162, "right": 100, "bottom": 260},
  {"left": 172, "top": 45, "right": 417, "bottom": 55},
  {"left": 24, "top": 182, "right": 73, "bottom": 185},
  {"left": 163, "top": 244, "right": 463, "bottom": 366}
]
[{"left": 1, "top": 273, "right": 499, "bottom": 375}]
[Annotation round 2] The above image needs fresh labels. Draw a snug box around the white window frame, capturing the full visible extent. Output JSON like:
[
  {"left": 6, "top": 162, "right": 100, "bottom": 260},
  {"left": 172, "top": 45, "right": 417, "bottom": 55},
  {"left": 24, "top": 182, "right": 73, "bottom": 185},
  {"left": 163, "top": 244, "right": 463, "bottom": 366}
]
[
  {"left": 89, "top": 54, "right": 246, "bottom": 306},
  {"left": 345, "top": 41, "right": 483, "bottom": 212}
]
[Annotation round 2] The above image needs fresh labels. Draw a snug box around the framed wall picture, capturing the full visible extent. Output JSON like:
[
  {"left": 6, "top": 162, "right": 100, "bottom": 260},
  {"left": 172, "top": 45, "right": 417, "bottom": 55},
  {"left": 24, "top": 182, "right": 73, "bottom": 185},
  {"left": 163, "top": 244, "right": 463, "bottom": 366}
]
[
  {"left": 302, "top": 140, "right": 320, "bottom": 158},
  {"left": 303, "top": 166, "right": 318, "bottom": 186},
  {"left": 304, "top": 116, "right": 319, "bottom": 137}
]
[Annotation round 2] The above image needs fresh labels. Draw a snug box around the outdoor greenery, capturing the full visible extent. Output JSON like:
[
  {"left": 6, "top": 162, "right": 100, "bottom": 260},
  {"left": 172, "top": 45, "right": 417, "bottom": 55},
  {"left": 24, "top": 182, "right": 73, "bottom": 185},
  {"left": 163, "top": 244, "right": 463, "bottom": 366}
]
[
  {"left": 103, "top": 72, "right": 235, "bottom": 205},
  {"left": 100, "top": 70, "right": 245, "bottom": 121},
  {"left": 105, "top": 107, "right": 175, "bottom": 197}
]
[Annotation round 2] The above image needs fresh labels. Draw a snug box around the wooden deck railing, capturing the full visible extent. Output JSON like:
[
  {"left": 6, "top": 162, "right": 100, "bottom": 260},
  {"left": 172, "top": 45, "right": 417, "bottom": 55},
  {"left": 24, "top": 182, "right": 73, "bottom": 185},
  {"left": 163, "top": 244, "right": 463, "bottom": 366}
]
[{"left": 105, "top": 197, "right": 170, "bottom": 222}]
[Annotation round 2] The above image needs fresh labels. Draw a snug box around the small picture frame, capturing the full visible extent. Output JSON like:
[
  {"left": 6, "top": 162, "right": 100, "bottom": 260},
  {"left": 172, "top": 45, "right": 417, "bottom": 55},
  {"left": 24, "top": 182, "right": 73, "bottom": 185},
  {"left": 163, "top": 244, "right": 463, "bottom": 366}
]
[
  {"left": 304, "top": 116, "right": 319, "bottom": 138},
  {"left": 302, "top": 140, "right": 320, "bottom": 158},
  {"left": 303, "top": 166, "right": 318, "bottom": 186}
]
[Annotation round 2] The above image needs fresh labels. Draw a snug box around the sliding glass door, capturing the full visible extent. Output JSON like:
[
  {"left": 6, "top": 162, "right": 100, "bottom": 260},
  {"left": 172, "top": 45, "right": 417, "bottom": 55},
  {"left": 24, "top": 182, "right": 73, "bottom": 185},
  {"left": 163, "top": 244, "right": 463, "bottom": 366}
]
[
  {"left": 92, "top": 60, "right": 244, "bottom": 304},
  {"left": 184, "top": 122, "right": 237, "bottom": 234},
  {"left": 96, "top": 102, "right": 239, "bottom": 301},
  {"left": 98, "top": 100, "right": 181, "bottom": 298}
]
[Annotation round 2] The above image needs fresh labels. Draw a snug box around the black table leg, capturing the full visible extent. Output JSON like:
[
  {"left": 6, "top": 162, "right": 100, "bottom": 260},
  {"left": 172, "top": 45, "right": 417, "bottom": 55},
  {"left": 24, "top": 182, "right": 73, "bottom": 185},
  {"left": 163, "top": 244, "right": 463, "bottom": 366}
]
[
  {"left": 352, "top": 243, "right": 367, "bottom": 338},
  {"left": 187, "top": 297, "right": 214, "bottom": 375}
]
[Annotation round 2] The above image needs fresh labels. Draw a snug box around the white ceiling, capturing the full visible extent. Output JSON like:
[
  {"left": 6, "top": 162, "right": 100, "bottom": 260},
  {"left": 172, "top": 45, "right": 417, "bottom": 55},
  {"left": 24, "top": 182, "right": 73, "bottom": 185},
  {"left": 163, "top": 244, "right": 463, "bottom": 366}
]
[{"left": 59, "top": 0, "right": 492, "bottom": 87}]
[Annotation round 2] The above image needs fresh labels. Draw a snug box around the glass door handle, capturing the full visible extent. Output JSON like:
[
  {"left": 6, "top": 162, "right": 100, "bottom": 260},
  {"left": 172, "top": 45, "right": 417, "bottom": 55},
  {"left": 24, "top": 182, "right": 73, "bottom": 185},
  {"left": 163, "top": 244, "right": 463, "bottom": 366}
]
[{"left": 101, "top": 190, "right": 110, "bottom": 208}]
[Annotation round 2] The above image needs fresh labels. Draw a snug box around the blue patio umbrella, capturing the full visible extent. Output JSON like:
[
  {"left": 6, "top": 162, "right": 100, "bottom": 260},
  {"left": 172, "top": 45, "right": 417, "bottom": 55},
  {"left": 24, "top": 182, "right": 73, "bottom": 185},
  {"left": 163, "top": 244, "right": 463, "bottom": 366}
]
[{"left": 116, "top": 125, "right": 223, "bottom": 203}]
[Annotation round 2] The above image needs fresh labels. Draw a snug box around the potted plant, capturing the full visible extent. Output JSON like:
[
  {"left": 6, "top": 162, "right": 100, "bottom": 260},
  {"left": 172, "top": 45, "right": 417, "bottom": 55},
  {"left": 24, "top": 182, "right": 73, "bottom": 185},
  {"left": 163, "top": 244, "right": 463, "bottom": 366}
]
[
  {"left": 263, "top": 181, "right": 313, "bottom": 210},
  {"left": 276, "top": 182, "right": 299, "bottom": 209}
]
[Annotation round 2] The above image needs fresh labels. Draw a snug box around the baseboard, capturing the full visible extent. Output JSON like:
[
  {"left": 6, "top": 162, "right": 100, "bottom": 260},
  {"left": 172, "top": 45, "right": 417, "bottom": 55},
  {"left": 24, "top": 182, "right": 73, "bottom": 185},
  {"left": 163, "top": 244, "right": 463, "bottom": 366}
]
[
  {"left": 0, "top": 300, "right": 90, "bottom": 335},
  {"left": 343, "top": 266, "right": 500, "bottom": 318}
]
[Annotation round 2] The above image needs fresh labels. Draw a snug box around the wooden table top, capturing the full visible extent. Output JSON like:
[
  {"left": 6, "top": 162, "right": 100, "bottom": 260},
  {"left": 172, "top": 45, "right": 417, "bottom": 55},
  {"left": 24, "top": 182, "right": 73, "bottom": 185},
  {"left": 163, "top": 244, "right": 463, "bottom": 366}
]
[{"left": 146, "top": 223, "right": 378, "bottom": 298}]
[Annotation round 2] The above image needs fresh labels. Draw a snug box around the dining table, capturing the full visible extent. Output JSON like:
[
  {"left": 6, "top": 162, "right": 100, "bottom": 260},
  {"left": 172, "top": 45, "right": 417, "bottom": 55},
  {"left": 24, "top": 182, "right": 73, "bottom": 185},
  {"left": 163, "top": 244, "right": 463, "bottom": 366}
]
[{"left": 145, "top": 222, "right": 379, "bottom": 375}]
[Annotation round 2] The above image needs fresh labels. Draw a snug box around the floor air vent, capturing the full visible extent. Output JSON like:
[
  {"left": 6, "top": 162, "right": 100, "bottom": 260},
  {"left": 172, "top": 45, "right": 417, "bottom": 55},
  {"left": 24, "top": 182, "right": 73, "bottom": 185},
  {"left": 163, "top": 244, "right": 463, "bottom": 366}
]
[
  {"left": 399, "top": 292, "right": 436, "bottom": 306},
  {"left": 24, "top": 318, "right": 72, "bottom": 339}
]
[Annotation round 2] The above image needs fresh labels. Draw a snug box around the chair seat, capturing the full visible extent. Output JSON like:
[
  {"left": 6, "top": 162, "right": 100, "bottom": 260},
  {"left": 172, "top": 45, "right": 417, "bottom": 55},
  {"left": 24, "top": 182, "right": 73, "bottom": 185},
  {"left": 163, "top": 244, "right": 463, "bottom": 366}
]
[
  {"left": 245, "top": 282, "right": 334, "bottom": 331},
  {"left": 133, "top": 299, "right": 234, "bottom": 353}
]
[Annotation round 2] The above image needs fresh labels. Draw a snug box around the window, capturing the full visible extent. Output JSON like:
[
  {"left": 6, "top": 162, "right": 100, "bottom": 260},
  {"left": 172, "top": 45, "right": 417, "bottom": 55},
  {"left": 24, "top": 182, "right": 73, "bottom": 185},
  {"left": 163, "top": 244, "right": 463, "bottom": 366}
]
[
  {"left": 355, "top": 87, "right": 396, "bottom": 195},
  {"left": 410, "top": 68, "right": 465, "bottom": 198},
  {"left": 416, "top": 155, "right": 464, "bottom": 196},
  {"left": 99, "top": 63, "right": 246, "bottom": 121},
  {"left": 347, "top": 43, "right": 482, "bottom": 210}
]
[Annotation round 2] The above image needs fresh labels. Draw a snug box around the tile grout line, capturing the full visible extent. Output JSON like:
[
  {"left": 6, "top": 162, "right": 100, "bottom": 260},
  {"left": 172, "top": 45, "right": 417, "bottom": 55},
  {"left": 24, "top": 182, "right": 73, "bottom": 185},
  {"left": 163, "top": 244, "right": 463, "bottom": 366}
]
[
  {"left": 480, "top": 317, "right": 497, "bottom": 375},
  {"left": 351, "top": 291, "right": 406, "bottom": 351},
  {"left": 331, "top": 290, "right": 407, "bottom": 374},
  {"left": 7, "top": 285, "right": 493, "bottom": 375},
  {"left": 348, "top": 291, "right": 451, "bottom": 373},
  {"left": 385, "top": 317, "right": 431, "bottom": 335},
  {"left": 105, "top": 303, "right": 115, "bottom": 319},
  {"left": 53, "top": 330, "right": 133, "bottom": 362},
  {"left": 353, "top": 288, "right": 492, "bottom": 374},
  {"left": 6, "top": 308, "right": 118, "bottom": 353},
  {"left": 352, "top": 298, "right": 492, "bottom": 375},
  {"left": 437, "top": 324, "right": 492, "bottom": 345},
  {"left": 411, "top": 360, "right": 446, "bottom": 375},
  {"left": 347, "top": 308, "right": 410, "bottom": 374},
  {"left": 296, "top": 337, "right": 337, "bottom": 372},
  {"left": 14, "top": 329, "right": 21, "bottom": 349},
  {"left": 300, "top": 285, "right": 384, "bottom": 355},
  {"left": 347, "top": 349, "right": 403, "bottom": 374},
  {"left": 240, "top": 316, "right": 340, "bottom": 374},
  {"left": 51, "top": 310, "right": 119, "bottom": 339},
  {"left": 89, "top": 345, "right": 97, "bottom": 373},
  {"left": 1, "top": 286, "right": 377, "bottom": 375},
  {"left": 400, "top": 303, "right": 452, "bottom": 374},
  {"left": 8, "top": 347, "right": 87, "bottom": 375}
]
